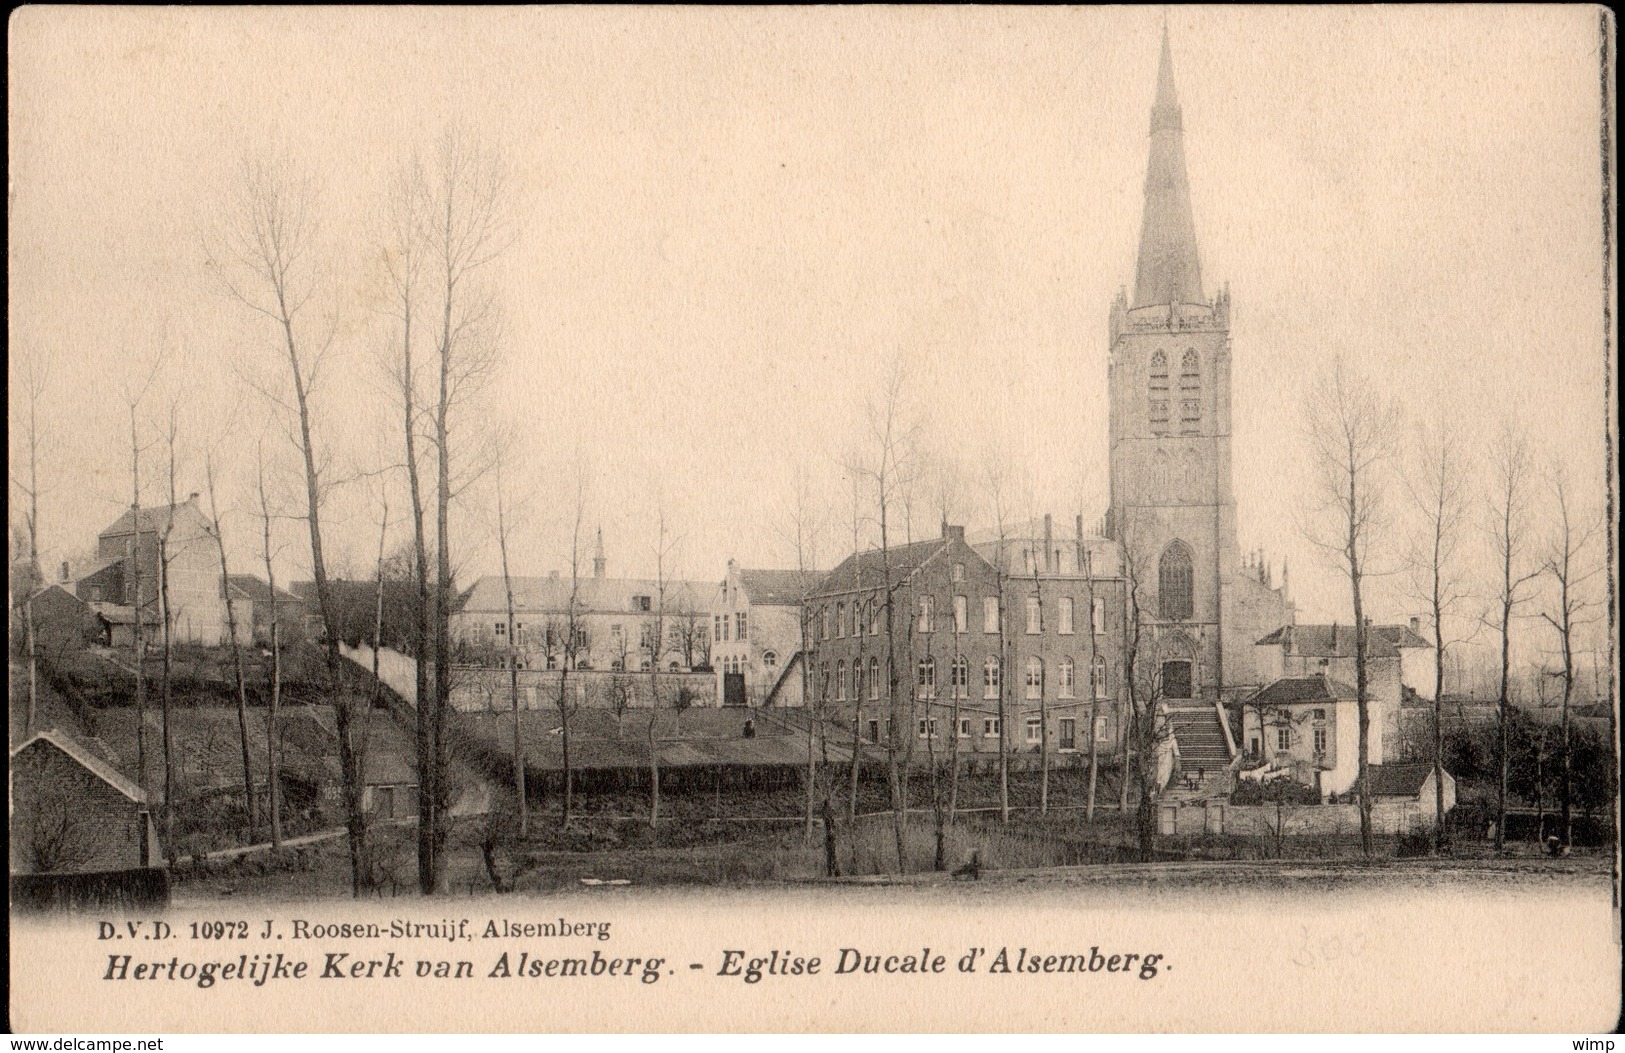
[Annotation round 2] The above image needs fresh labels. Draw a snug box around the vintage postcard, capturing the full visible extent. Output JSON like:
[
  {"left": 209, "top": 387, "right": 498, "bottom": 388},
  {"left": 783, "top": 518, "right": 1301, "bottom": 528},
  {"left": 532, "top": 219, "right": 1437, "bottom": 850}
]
[{"left": 7, "top": 5, "right": 1620, "bottom": 1035}]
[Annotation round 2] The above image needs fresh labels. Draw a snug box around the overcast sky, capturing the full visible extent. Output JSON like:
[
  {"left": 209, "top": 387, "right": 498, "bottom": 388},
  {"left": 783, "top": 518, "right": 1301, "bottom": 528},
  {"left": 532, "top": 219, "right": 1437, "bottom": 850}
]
[{"left": 8, "top": 7, "right": 1613, "bottom": 667}]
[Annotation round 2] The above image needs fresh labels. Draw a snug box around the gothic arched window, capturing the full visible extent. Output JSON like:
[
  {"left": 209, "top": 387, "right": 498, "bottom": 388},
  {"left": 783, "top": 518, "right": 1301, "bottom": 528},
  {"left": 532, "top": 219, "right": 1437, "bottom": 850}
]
[
  {"left": 835, "top": 660, "right": 847, "bottom": 700},
  {"left": 1179, "top": 350, "right": 1201, "bottom": 431},
  {"left": 1148, "top": 351, "right": 1170, "bottom": 434},
  {"left": 1158, "top": 541, "right": 1194, "bottom": 621},
  {"left": 983, "top": 656, "right": 1001, "bottom": 699},
  {"left": 868, "top": 656, "right": 880, "bottom": 700},
  {"left": 951, "top": 655, "right": 969, "bottom": 698},
  {"left": 1057, "top": 657, "right": 1075, "bottom": 698}
]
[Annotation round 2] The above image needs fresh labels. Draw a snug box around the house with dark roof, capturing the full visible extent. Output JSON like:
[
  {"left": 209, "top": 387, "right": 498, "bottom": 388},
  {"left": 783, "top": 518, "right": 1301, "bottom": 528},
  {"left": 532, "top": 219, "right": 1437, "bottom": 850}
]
[
  {"left": 712, "top": 561, "right": 823, "bottom": 708},
  {"left": 1253, "top": 619, "right": 1432, "bottom": 765},
  {"left": 1238, "top": 674, "right": 1364, "bottom": 795},
  {"left": 224, "top": 574, "right": 304, "bottom": 645},
  {"left": 806, "top": 524, "right": 1016, "bottom": 758},
  {"left": 1360, "top": 762, "right": 1456, "bottom": 822},
  {"left": 83, "top": 495, "right": 232, "bottom": 647}
]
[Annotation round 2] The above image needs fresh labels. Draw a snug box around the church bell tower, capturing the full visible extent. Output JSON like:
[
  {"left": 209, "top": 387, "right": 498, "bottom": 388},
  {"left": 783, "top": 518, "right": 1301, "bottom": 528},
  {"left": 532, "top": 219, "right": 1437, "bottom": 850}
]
[{"left": 1106, "top": 28, "right": 1242, "bottom": 699}]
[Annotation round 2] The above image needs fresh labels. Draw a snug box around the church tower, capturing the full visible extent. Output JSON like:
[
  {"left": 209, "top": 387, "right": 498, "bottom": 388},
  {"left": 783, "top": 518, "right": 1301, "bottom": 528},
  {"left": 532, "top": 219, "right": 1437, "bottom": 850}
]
[{"left": 1106, "top": 28, "right": 1244, "bottom": 699}]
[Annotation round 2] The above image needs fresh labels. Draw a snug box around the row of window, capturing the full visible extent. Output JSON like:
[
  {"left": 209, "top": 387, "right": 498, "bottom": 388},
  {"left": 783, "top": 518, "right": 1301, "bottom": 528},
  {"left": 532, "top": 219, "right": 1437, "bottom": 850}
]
[
  {"left": 817, "top": 595, "right": 1107, "bottom": 640},
  {"left": 713, "top": 612, "right": 747, "bottom": 642},
  {"left": 820, "top": 654, "right": 1109, "bottom": 702},
  {"left": 874, "top": 716, "right": 1111, "bottom": 746}
]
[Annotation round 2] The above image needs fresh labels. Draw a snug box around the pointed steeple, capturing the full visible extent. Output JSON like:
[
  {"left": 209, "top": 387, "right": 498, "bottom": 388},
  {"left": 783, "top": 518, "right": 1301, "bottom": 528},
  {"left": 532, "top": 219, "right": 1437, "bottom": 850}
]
[
  {"left": 1132, "top": 26, "right": 1205, "bottom": 309},
  {"left": 592, "top": 526, "right": 606, "bottom": 579}
]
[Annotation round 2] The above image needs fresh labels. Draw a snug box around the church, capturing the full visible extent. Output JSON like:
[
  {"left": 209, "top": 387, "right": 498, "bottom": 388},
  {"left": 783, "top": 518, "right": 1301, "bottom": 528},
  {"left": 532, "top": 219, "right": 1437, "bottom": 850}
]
[
  {"left": 1103, "top": 28, "right": 1291, "bottom": 706},
  {"left": 1100, "top": 31, "right": 1431, "bottom": 800}
]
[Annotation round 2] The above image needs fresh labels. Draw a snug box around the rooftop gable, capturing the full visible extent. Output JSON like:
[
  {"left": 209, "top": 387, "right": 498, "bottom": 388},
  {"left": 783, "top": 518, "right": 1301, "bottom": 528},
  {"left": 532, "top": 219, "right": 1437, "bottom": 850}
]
[{"left": 11, "top": 729, "right": 147, "bottom": 803}]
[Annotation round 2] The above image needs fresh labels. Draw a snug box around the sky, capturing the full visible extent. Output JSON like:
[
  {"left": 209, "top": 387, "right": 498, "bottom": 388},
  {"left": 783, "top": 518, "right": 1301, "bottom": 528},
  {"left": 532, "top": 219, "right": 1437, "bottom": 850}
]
[{"left": 8, "top": 7, "right": 1614, "bottom": 673}]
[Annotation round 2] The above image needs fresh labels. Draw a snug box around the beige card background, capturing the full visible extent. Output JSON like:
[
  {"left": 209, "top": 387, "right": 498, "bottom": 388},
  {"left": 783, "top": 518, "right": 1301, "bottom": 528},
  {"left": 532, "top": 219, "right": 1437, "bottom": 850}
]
[{"left": 8, "top": 5, "right": 1619, "bottom": 1034}]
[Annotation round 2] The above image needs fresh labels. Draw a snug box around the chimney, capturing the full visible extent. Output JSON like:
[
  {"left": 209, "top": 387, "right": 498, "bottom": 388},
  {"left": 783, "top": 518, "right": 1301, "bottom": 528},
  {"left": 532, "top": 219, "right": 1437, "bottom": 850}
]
[
  {"left": 727, "top": 557, "right": 738, "bottom": 579},
  {"left": 1409, "top": 616, "right": 1421, "bottom": 635},
  {"left": 188, "top": 492, "right": 199, "bottom": 504},
  {"left": 941, "top": 522, "right": 965, "bottom": 543},
  {"left": 1043, "top": 514, "right": 1053, "bottom": 572},
  {"left": 549, "top": 569, "right": 560, "bottom": 579},
  {"left": 1331, "top": 621, "right": 1338, "bottom": 650},
  {"left": 60, "top": 560, "right": 70, "bottom": 583}
]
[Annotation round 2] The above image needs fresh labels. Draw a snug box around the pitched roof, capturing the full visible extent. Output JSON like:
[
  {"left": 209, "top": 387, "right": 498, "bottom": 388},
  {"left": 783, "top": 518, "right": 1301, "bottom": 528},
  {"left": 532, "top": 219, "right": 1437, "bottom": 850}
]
[
  {"left": 226, "top": 574, "right": 301, "bottom": 607},
  {"left": 736, "top": 568, "right": 822, "bottom": 607},
  {"left": 812, "top": 536, "right": 975, "bottom": 598},
  {"left": 88, "top": 602, "right": 161, "bottom": 626},
  {"left": 1254, "top": 623, "right": 1422, "bottom": 658},
  {"left": 1250, "top": 675, "right": 1357, "bottom": 706},
  {"left": 1371, "top": 623, "right": 1432, "bottom": 649},
  {"left": 1364, "top": 762, "right": 1442, "bottom": 797},
  {"left": 99, "top": 497, "right": 211, "bottom": 539},
  {"left": 11, "top": 728, "right": 147, "bottom": 803},
  {"left": 457, "top": 574, "right": 713, "bottom": 617}
]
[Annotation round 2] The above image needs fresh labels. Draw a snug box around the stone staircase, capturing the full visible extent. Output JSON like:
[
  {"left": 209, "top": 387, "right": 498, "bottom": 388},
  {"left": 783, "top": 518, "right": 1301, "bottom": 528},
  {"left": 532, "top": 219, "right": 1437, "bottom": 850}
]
[{"left": 1165, "top": 705, "right": 1234, "bottom": 802}]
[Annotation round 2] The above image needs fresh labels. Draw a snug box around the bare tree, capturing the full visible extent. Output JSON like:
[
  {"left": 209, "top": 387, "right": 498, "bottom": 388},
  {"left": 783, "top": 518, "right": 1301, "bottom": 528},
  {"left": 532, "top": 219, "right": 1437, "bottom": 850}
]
[
  {"left": 1538, "top": 466, "right": 1602, "bottom": 850},
  {"left": 773, "top": 463, "right": 830, "bottom": 848},
  {"left": 1117, "top": 513, "right": 1177, "bottom": 861},
  {"left": 1484, "top": 428, "right": 1542, "bottom": 849},
  {"left": 494, "top": 456, "right": 527, "bottom": 837},
  {"left": 156, "top": 398, "right": 182, "bottom": 861},
  {"left": 203, "top": 450, "right": 258, "bottom": 842},
  {"left": 422, "top": 126, "right": 512, "bottom": 891},
  {"left": 1301, "top": 356, "right": 1400, "bottom": 857},
  {"left": 844, "top": 359, "right": 924, "bottom": 872},
  {"left": 646, "top": 510, "right": 678, "bottom": 827},
  {"left": 204, "top": 151, "right": 369, "bottom": 894},
  {"left": 375, "top": 150, "right": 438, "bottom": 891},
  {"left": 120, "top": 357, "right": 164, "bottom": 798},
  {"left": 982, "top": 455, "right": 1015, "bottom": 824},
  {"left": 1083, "top": 539, "right": 1105, "bottom": 822},
  {"left": 255, "top": 442, "right": 286, "bottom": 848},
  {"left": 1404, "top": 423, "right": 1474, "bottom": 852},
  {"left": 9, "top": 349, "right": 50, "bottom": 739},
  {"left": 556, "top": 465, "right": 590, "bottom": 828}
]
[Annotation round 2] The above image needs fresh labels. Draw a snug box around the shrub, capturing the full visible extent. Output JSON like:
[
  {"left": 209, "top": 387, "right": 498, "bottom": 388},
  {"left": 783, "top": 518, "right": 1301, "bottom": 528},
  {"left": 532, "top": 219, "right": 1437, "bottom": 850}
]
[{"left": 1229, "top": 778, "right": 1319, "bottom": 806}]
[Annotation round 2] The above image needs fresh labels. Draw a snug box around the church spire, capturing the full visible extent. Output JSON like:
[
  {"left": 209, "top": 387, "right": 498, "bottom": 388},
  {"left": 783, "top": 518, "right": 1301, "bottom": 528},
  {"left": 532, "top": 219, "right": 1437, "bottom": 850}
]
[{"left": 1132, "top": 26, "right": 1205, "bottom": 309}]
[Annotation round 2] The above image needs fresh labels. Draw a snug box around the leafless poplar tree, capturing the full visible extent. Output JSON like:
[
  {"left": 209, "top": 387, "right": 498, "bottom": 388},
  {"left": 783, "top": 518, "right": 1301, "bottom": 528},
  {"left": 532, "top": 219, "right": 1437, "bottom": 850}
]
[
  {"left": 1302, "top": 356, "right": 1400, "bottom": 857},
  {"left": 849, "top": 359, "right": 922, "bottom": 872},
  {"left": 646, "top": 511, "right": 677, "bottom": 827},
  {"left": 255, "top": 442, "right": 286, "bottom": 848},
  {"left": 156, "top": 398, "right": 182, "bottom": 860},
  {"left": 375, "top": 150, "right": 440, "bottom": 890},
  {"left": 1404, "top": 423, "right": 1474, "bottom": 852},
  {"left": 982, "top": 455, "right": 1015, "bottom": 824},
  {"left": 1485, "top": 428, "right": 1541, "bottom": 848},
  {"left": 10, "top": 349, "right": 50, "bottom": 739},
  {"left": 557, "top": 464, "right": 590, "bottom": 828},
  {"left": 204, "top": 450, "right": 258, "bottom": 842},
  {"left": 494, "top": 456, "right": 527, "bottom": 837},
  {"left": 204, "top": 151, "right": 369, "bottom": 894},
  {"left": 1539, "top": 466, "right": 1602, "bottom": 850},
  {"left": 421, "top": 126, "right": 512, "bottom": 891}
]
